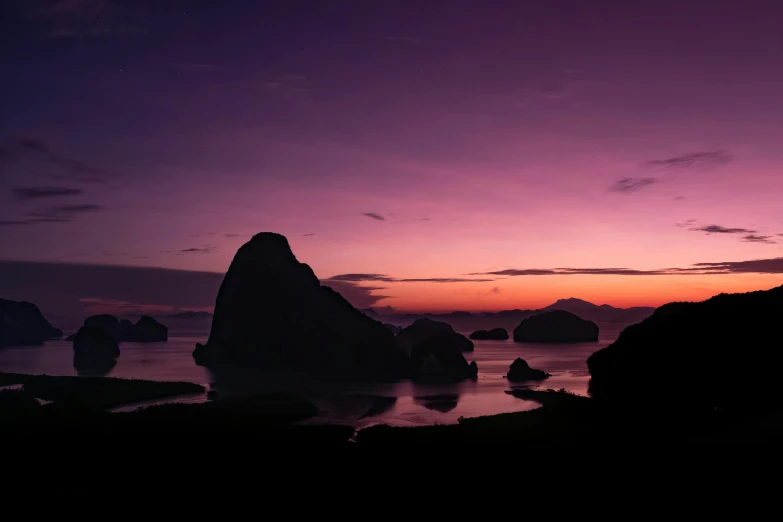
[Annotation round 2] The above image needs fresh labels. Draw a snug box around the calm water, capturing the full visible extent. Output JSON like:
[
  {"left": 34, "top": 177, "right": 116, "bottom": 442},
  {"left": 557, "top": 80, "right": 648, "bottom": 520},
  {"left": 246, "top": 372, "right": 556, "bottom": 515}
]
[{"left": 0, "top": 323, "right": 626, "bottom": 428}]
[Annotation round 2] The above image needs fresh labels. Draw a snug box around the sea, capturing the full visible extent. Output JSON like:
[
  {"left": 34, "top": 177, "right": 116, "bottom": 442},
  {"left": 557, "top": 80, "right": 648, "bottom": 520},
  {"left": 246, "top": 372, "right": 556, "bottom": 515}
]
[{"left": 0, "top": 323, "right": 627, "bottom": 429}]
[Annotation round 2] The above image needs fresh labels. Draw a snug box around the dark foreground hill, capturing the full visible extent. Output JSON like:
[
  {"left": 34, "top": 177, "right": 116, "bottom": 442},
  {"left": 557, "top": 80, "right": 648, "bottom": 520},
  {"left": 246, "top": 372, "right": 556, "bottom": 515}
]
[
  {"left": 587, "top": 283, "right": 783, "bottom": 412},
  {"left": 193, "top": 232, "right": 408, "bottom": 378}
]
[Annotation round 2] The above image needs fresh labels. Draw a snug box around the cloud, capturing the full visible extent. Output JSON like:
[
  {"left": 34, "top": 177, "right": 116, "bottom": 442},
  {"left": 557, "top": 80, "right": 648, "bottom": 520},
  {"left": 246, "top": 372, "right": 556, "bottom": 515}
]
[
  {"left": 224, "top": 233, "right": 242, "bottom": 238},
  {"left": 11, "top": 186, "right": 85, "bottom": 201},
  {"left": 689, "top": 258, "right": 783, "bottom": 274},
  {"left": 646, "top": 150, "right": 732, "bottom": 170},
  {"left": 742, "top": 234, "right": 776, "bottom": 244},
  {"left": 0, "top": 137, "right": 107, "bottom": 183},
  {"left": 475, "top": 256, "right": 783, "bottom": 277},
  {"left": 326, "top": 273, "right": 495, "bottom": 283},
  {"left": 362, "top": 212, "right": 386, "bottom": 221},
  {"left": 3, "top": 203, "right": 104, "bottom": 225},
  {"left": 609, "top": 151, "right": 733, "bottom": 195},
  {"left": 0, "top": 260, "right": 225, "bottom": 327},
  {"left": 302, "top": 233, "right": 315, "bottom": 236},
  {"left": 691, "top": 225, "right": 756, "bottom": 234},
  {"left": 180, "top": 245, "right": 218, "bottom": 254},
  {"left": 320, "top": 281, "right": 390, "bottom": 309},
  {"left": 675, "top": 219, "right": 697, "bottom": 228},
  {"left": 610, "top": 177, "right": 658, "bottom": 193},
  {"left": 479, "top": 268, "right": 670, "bottom": 276}
]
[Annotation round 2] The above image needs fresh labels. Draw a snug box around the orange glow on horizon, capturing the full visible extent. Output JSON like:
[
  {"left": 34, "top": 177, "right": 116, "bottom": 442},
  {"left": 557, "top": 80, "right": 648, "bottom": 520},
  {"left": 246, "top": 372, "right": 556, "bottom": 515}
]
[{"left": 370, "top": 274, "right": 783, "bottom": 312}]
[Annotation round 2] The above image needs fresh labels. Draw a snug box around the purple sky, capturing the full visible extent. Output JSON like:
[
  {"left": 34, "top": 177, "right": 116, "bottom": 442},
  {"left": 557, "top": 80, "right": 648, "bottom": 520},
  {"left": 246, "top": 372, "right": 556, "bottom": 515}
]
[{"left": 2, "top": 0, "right": 783, "bottom": 320}]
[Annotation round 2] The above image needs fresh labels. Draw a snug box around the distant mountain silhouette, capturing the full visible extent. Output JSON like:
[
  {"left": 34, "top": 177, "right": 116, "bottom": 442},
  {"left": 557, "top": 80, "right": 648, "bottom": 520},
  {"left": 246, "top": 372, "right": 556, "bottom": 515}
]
[
  {"left": 514, "top": 310, "right": 599, "bottom": 343},
  {"left": 587, "top": 283, "right": 783, "bottom": 411},
  {"left": 541, "top": 298, "right": 654, "bottom": 322},
  {"left": 0, "top": 298, "right": 62, "bottom": 347},
  {"left": 382, "top": 299, "right": 653, "bottom": 332},
  {"left": 193, "top": 232, "right": 409, "bottom": 378},
  {"left": 165, "top": 311, "right": 212, "bottom": 320}
]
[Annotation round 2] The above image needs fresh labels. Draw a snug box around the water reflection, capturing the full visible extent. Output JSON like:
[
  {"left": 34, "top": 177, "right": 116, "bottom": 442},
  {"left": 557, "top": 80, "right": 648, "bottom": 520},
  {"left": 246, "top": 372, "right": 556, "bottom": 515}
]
[
  {"left": 73, "top": 354, "right": 117, "bottom": 377},
  {"left": 0, "top": 324, "right": 629, "bottom": 427},
  {"left": 413, "top": 394, "right": 459, "bottom": 413}
]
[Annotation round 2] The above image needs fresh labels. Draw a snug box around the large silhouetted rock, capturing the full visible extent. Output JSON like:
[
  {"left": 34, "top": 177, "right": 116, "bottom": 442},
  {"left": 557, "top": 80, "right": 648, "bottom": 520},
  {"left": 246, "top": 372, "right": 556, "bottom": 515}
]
[
  {"left": 0, "top": 298, "right": 62, "bottom": 347},
  {"left": 84, "top": 314, "right": 123, "bottom": 341},
  {"left": 513, "top": 310, "right": 598, "bottom": 343},
  {"left": 396, "top": 319, "right": 477, "bottom": 382},
  {"left": 469, "top": 328, "right": 508, "bottom": 340},
  {"left": 408, "top": 334, "right": 478, "bottom": 382},
  {"left": 192, "top": 232, "right": 408, "bottom": 378},
  {"left": 71, "top": 326, "right": 120, "bottom": 358},
  {"left": 396, "top": 318, "right": 474, "bottom": 353},
  {"left": 506, "top": 358, "right": 550, "bottom": 382},
  {"left": 587, "top": 284, "right": 783, "bottom": 411}
]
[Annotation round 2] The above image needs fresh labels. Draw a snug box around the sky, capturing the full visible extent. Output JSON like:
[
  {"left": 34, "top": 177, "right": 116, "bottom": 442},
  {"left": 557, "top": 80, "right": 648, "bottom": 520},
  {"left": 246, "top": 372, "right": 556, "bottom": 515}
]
[{"left": 2, "top": 0, "right": 783, "bottom": 320}]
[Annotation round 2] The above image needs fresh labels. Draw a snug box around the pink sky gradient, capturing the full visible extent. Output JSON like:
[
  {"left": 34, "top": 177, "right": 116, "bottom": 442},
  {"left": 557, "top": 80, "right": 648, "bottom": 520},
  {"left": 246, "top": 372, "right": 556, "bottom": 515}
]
[{"left": 2, "top": 1, "right": 783, "bottom": 314}]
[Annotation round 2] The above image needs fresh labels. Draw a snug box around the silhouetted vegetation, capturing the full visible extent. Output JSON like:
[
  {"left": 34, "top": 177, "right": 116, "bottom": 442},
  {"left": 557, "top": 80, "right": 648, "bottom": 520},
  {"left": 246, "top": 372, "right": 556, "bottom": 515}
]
[
  {"left": 587, "top": 283, "right": 783, "bottom": 412},
  {"left": 0, "top": 371, "right": 204, "bottom": 409}
]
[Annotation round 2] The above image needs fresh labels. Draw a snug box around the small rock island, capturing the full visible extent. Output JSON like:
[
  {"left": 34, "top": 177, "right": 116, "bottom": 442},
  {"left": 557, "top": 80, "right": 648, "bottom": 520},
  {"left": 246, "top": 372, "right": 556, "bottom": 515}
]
[
  {"left": 469, "top": 328, "right": 508, "bottom": 340},
  {"left": 506, "top": 358, "right": 551, "bottom": 381}
]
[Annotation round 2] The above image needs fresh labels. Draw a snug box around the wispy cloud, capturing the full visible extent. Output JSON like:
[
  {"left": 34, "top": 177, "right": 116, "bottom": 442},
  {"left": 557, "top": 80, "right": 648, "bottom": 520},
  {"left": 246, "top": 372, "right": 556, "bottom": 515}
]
[
  {"left": 180, "top": 245, "right": 218, "bottom": 254},
  {"left": 326, "top": 273, "right": 495, "bottom": 283},
  {"left": 1, "top": 203, "right": 104, "bottom": 225},
  {"left": 691, "top": 224, "right": 756, "bottom": 234},
  {"left": 610, "top": 177, "right": 657, "bottom": 193},
  {"left": 362, "top": 212, "right": 386, "bottom": 221},
  {"left": 478, "top": 268, "right": 669, "bottom": 276},
  {"left": 320, "top": 281, "right": 390, "bottom": 308},
  {"left": 742, "top": 234, "right": 776, "bottom": 244},
  {"left": 11, "top": 186, "right": 84, "bottom": 201},
  {"left": 0, "top": 137, "right": 107, "bottom": 183},
  {"left": 223, "top": 233, "right": 242, "bottom": 238},
  {"left": 675, "top": 219, "right": 697, "bottom": 228},
  {"left": 474, "top": 256, "right": 783, "bottom": 277},
  {"left": 610, "top": 150, "right": 733, "bottom": 195},
  {"left": 302, "top": 233, "right": 315, "bottom": 237},
  {"left": 646, "top": 150, "right": 733, "bottom": 170}
]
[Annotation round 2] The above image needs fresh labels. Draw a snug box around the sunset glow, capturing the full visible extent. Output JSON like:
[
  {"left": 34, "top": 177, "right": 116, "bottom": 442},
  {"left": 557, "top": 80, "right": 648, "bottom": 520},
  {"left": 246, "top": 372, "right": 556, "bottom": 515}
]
[{"left": 2, "top": 1, "right": 783, "bottom": 318}]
